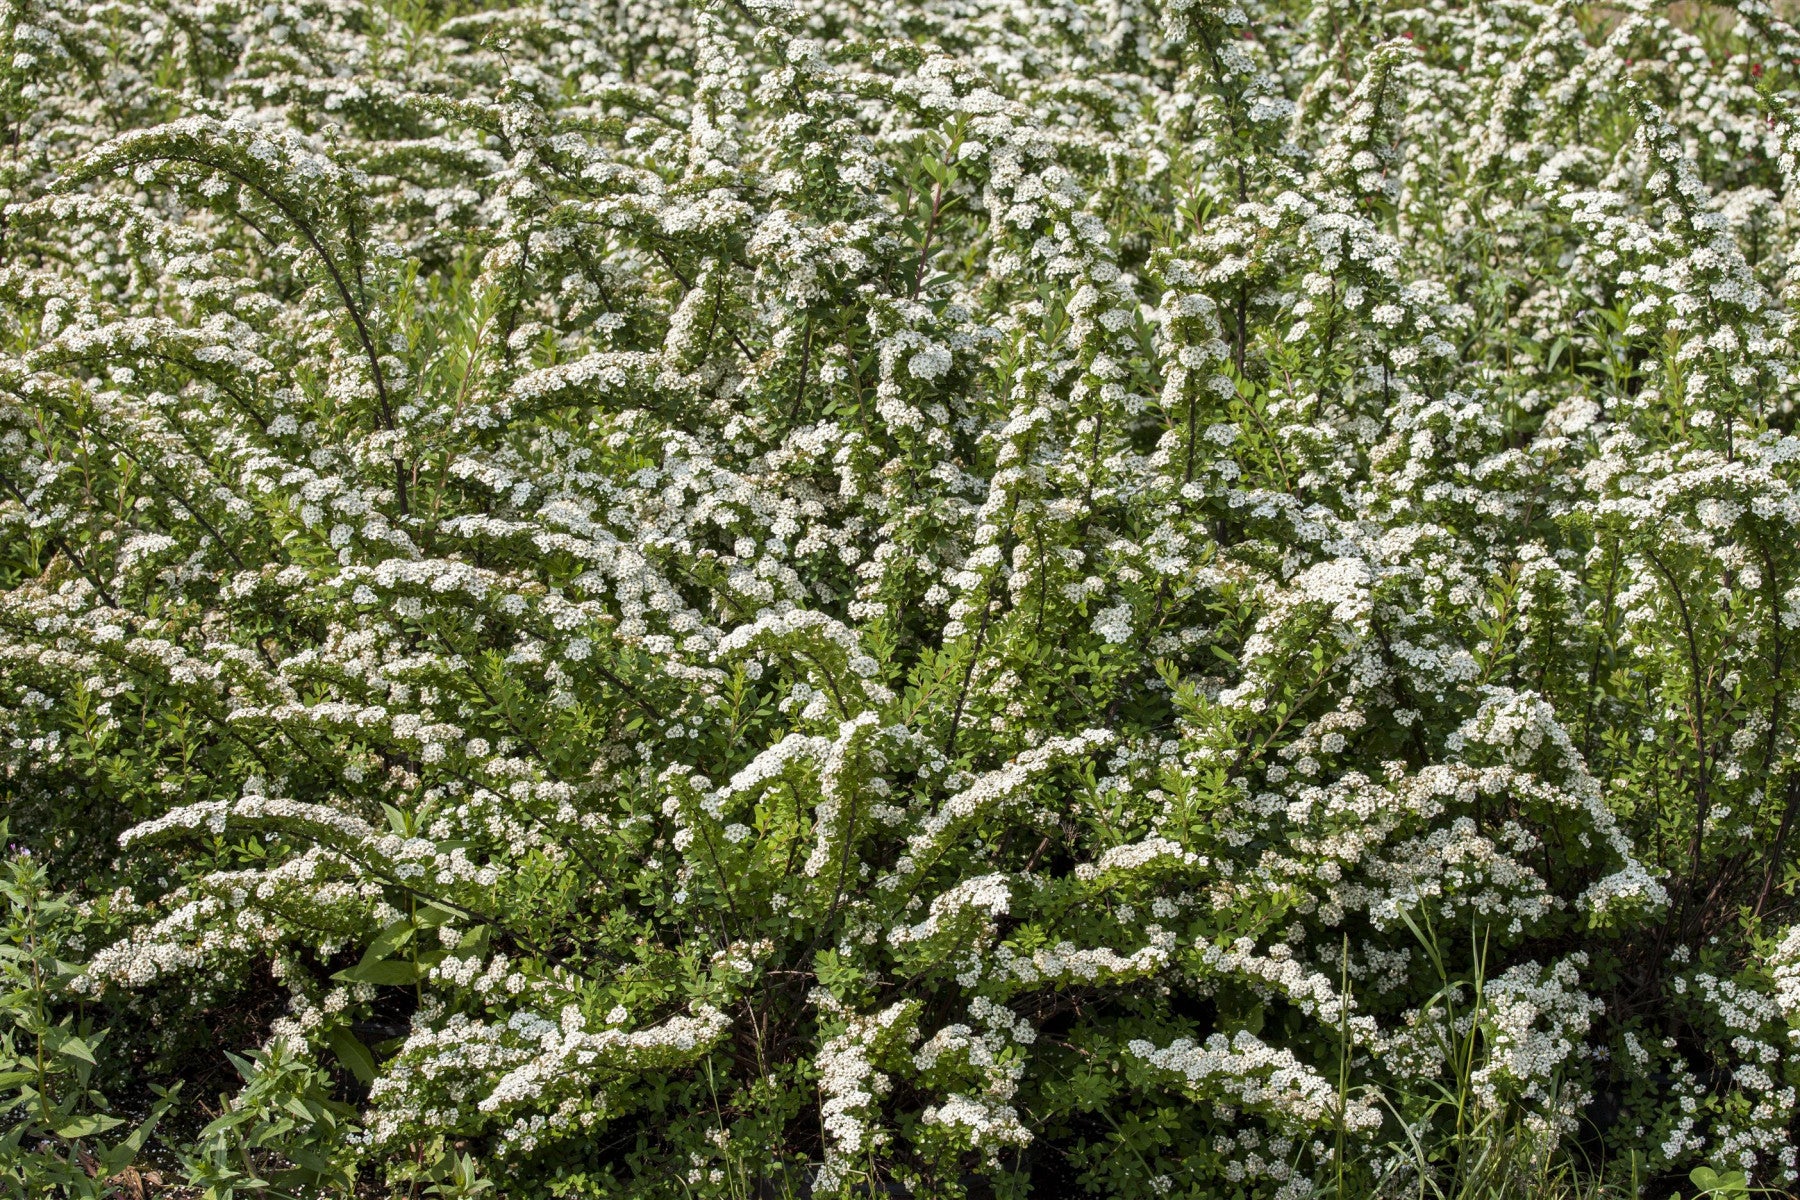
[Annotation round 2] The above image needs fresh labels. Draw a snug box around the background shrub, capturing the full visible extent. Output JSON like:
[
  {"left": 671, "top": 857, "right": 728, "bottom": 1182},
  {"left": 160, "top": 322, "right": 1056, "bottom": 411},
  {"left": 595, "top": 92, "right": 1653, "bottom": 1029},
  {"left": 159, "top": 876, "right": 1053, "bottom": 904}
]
[{"left": 1, "top": 0, "right": 1799, "bottom": 1195}]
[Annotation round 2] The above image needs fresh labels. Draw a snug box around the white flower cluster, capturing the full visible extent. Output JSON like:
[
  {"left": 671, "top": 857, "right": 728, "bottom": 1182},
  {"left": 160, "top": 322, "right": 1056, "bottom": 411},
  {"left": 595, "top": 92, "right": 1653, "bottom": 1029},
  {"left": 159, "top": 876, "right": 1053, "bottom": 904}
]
[{"left": 1128, "top": 1030, "right": 1382, "bottom": 1132}]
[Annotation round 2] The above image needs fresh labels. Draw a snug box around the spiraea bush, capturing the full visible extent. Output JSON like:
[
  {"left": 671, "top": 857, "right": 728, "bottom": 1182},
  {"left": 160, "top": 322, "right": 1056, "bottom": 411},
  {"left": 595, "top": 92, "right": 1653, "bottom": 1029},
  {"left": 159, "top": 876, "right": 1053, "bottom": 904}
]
[{"left": 1, "top": 0, "right": 1799, "bottom": 1194}]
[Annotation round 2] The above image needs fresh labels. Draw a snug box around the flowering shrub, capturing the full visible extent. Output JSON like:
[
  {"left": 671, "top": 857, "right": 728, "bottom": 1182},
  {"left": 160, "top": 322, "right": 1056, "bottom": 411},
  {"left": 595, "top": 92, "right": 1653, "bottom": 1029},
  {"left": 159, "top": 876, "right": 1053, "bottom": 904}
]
[{"left": 1, "top": 0, "right": 1799, "bottom": 1194}]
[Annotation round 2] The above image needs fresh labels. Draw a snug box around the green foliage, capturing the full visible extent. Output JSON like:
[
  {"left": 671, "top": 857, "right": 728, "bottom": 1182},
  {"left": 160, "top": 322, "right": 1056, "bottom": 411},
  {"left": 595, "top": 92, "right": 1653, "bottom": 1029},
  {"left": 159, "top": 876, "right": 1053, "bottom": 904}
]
[
  {"left": 182, "top": 1044, "right": 357, "bottom": 1200},
  {"left": 0, "top": 834, "right": 172, "bottom": 1197}
]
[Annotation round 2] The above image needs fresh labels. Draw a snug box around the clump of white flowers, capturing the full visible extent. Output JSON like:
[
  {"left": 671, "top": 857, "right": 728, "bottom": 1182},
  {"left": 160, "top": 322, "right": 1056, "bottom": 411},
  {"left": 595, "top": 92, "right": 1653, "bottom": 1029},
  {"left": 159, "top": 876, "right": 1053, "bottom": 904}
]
[{"left": 3, "top": 0, "right": 1800, "bottom": 1195}]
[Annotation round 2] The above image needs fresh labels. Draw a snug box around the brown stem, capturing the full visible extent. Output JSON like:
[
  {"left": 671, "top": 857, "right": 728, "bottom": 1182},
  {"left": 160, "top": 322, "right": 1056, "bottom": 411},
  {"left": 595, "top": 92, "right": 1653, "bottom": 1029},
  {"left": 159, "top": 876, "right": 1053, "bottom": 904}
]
[{"left": 911, "top": 180, "right": 944, "bottom": 301}]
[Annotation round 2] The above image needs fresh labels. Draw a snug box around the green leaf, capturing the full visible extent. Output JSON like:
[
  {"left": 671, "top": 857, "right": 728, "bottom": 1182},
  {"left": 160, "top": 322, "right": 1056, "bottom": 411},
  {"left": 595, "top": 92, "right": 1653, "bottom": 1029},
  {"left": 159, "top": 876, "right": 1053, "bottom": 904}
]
[
  {"left": 332, "top": 959, "right": 420, "bottom": 986},
  {"left": 57, "top": 1036, "right": 96, "bottom": 1064},
  {"left": 363, "top": 918, "right": 414, "bottom": 962},
  {"left": 1688, "top": 1167, "right": 1748, "bottom": 1198},
  {"left": 53, "top": 1113, "right": 123, "bottom": 1139},
  {"left": 414, "top": 903, "right": 459, "bottom": 928},
  {"left": 381, "top": 803, "right": 411, "bottom": 836},
  {"left": 326, "top": 1027, "right": 377, "bottom": 1084}
]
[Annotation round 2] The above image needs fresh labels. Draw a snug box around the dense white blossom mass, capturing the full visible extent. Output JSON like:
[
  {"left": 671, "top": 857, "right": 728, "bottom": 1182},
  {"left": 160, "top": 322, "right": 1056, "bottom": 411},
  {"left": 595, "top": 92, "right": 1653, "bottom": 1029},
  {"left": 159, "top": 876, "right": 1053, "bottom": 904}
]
[{"left": 0, "top": 0, "right": 1799, "bottom": 1194}]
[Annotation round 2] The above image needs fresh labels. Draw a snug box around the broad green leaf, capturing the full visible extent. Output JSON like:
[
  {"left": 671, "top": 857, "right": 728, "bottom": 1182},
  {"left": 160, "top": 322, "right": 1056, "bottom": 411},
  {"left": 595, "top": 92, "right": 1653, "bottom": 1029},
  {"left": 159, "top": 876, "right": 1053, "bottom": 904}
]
[
  {"left": 53, "top": 1113, "right": 123, "bottom": 1139},
  {"left": 332, "top": 959, "right": 420, "bottom": 986},
  {"left": 326, "top": 1026, "right": 377, "bottom": 1084}
]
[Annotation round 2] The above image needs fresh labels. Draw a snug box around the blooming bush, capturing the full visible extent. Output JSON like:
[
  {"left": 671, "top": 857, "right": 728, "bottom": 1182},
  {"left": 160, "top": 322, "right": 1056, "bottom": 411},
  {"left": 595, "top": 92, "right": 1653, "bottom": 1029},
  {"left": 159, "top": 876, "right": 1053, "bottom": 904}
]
[{"left": 1, "top": 0, "right": 1799, "bottom": 1194}]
